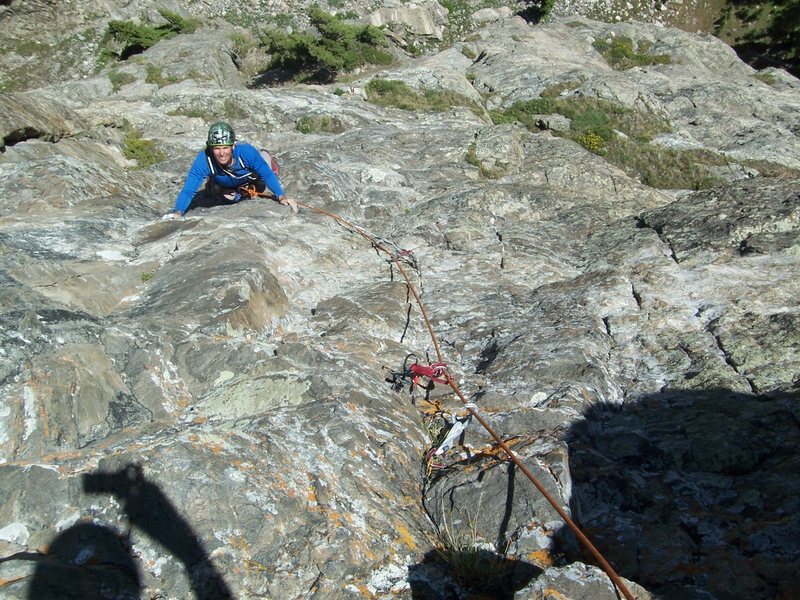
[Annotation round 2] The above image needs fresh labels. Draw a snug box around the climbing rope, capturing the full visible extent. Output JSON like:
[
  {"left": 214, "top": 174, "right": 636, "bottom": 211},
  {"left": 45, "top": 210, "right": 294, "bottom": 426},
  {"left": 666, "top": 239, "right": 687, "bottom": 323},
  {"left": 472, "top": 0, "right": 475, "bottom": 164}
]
[{"left": 242, "top": 189, "right": 637, "bottom": 600}]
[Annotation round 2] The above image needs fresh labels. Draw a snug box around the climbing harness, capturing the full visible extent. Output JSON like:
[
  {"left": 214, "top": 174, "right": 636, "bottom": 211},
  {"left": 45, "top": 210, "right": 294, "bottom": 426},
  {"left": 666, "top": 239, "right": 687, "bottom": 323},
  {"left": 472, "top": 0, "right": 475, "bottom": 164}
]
[{"left": 244, "top": 189, "right": 637, "bottom": 600}]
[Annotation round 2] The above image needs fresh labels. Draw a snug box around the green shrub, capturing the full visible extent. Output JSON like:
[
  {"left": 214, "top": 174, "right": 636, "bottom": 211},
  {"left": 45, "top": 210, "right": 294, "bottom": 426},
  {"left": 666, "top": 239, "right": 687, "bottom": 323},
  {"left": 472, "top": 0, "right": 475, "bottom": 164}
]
[
  {"left": 101, "top": 8, "right": 199, "bottom": 62},
  {"left": 518, "top": 0, "right": 558, "bottom": 24},
  {"left": 259, "top": 5, "right": 392, "bottom": 83},
  {"left": 593, "top": 36, "right": 672, "bottom": 70},
  {"left": 122, "top": 121, "right": 166, "bottom": 169}
]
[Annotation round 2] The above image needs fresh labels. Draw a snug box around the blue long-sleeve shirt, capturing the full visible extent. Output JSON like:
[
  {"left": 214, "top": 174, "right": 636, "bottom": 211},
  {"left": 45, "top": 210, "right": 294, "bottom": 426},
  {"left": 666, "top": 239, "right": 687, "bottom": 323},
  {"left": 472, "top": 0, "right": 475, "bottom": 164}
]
[{"left": 173, "top": 142, "right": 285, "bottom": 214}]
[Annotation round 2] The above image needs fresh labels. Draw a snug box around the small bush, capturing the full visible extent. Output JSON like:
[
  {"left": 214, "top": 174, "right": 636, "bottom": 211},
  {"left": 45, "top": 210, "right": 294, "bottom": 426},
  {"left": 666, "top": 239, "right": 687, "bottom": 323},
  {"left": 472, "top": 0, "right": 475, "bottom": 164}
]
[
  {"left": 259, "top": 5, "right": 392, "bottom": 83},
  {"left": 122, "top": 121, "right": 166, "bottom": 169},
  {"left": 518, "top": 0, "right": 557, "bottom": 24},
  {"left": 593, "top": 36, "right": 672, "bottom": 70},
  {"left": 101, "top": 8, "right": 199, "bottom": 62}
]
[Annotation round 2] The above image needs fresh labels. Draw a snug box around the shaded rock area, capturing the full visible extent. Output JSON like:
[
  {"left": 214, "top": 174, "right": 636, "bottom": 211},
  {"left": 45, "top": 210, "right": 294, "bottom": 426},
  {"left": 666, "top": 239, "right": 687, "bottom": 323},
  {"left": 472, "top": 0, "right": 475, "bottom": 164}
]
[{"left": 0, "top": 6, "right": 799, "bottom": 600}]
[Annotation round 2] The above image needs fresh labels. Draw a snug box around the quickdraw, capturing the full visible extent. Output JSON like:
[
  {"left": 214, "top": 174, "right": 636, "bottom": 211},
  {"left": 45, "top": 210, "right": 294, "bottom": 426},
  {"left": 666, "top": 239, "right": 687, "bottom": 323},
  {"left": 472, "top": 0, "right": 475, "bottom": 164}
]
[
  {"left": 409, "top": 362, "right": 449, "bottom": 387},
  {"left": 385, "top": 355, "right": 449, "bottom": 392}
]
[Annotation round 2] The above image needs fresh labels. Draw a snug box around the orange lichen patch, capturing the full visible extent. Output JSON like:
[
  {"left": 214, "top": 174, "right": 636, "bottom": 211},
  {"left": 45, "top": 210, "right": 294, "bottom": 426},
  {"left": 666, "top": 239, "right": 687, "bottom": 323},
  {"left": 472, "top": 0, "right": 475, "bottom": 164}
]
[
  {"left": 345, "top": 402, "right": 358, "bottom": 412},
  {"left": 307, "top": 484, "right": 318, "bottom": 504},
  {"left": 326, "top": 511, "right": 345, "bottom": 525},
  {"left": 395, "top": 523, "right": 418, "bottom": 551},
  {"left": 351, "top": 539, "right": 380, "bottom": 563},
  {"left": 542, "top": 588, "right": 568, "bottom": 600},
  {"left": 527, "top": 548, "right": 559, "bottom": 567},
  {"left": 0, "top": 575, "right": 28, "bottom": 587},
  {"left": 188, "top": 434, "right": 200, "bottom": 442},
  {"left": 191, "top": 416, "right": 209, "bottom": 425},
  {"left": 208, "top": 444, "right": 226, "bottom": 455}
]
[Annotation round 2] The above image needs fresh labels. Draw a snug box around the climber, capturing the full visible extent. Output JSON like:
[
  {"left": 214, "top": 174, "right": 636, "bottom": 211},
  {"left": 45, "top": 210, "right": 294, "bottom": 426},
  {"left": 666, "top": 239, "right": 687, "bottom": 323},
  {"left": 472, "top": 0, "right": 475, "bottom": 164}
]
[{"left": 163, "top": 121, "right": 297, "bottom": 219}]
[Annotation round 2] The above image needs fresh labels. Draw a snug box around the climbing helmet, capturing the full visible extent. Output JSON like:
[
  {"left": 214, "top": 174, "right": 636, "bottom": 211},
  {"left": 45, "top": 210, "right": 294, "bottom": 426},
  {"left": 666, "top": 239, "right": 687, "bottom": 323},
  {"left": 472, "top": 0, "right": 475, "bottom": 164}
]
[{"left": 207, "top": 122, "right": 236, "bottom": 147}]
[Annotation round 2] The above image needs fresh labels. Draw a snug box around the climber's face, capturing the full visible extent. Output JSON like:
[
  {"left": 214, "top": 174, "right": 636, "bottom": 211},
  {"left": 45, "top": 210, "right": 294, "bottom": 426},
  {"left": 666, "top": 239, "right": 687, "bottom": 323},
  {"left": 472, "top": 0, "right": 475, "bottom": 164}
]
[{"left": 212, "top": 145, "right": 233, "bottom": 167}]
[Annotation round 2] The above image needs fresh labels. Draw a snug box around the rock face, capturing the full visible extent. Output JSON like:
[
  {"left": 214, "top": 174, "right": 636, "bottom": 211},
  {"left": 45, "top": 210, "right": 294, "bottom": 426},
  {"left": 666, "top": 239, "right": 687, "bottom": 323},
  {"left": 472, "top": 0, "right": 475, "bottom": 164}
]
[{"left": 0, "top": 6, "right": 799, "bottom": 600}]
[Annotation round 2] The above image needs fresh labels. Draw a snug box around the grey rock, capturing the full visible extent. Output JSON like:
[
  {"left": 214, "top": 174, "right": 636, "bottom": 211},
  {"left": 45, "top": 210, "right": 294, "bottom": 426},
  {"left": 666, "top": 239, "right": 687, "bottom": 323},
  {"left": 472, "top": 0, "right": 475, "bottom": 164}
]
[{"left": 0, "top": 8, "right": 798, "bottom": 600}]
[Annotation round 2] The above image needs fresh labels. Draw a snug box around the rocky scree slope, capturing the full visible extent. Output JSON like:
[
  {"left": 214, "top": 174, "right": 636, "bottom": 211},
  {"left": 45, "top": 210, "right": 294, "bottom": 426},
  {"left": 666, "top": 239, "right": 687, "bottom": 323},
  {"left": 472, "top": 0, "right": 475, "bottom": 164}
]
[{"left": 0, "top": 10, "right": 799, "bottom": 600}]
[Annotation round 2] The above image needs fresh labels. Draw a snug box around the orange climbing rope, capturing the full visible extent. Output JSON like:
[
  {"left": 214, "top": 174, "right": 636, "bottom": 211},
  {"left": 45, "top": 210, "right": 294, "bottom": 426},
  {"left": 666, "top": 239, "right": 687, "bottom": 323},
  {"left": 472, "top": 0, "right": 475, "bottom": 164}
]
[{"left": 245, "top": 190, "right": 637, "bottom": 600}]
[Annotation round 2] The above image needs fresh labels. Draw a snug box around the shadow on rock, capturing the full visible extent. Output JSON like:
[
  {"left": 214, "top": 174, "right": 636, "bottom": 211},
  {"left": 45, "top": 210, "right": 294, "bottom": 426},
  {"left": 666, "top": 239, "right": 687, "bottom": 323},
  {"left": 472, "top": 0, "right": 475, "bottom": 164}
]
[
  {"left": 80, "top": 463, "right": 232, "bottom": 600},
  {"left": 563, "top": 387, "right": 800, "bottom": 600},
  {"left": 409, "top": 547, "right": 541, "bottom": 599},
  {"left": 27, "top": 521, "right": 141, "bottom": 600}
]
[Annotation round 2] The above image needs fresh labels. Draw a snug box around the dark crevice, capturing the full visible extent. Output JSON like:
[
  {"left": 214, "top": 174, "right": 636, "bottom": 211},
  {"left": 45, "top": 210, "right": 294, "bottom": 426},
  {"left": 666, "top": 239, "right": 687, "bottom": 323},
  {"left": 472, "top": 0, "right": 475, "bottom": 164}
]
[
  {"left": 631, "top": 281, "right": 643, "bottom": 309},
  {"left": 635, "top": 215, "right": 679, "bottom": 263},
  {"left": 602, "top": 316, "right": 612, "bottom": 337},
  {"left": 2, "top": 127, "right": 57, "bottom": 152}
]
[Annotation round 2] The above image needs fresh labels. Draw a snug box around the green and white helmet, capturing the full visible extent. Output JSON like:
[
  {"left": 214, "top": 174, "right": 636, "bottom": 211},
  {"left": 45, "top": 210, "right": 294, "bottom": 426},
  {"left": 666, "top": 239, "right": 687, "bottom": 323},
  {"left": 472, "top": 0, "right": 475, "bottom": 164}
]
[{"left": 207, "top": 122, "right": 236, "bottom": 147}]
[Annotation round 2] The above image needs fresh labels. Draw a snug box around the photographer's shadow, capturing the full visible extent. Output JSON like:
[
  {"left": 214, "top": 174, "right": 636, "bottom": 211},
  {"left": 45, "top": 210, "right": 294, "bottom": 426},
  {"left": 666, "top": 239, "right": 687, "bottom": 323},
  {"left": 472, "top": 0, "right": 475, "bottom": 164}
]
[
  {"left": 27, "top": 521, "right": 141, "bottom": 600},
  {"left": 28, "top": 463, "right": 232, "bottom": 600}
]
